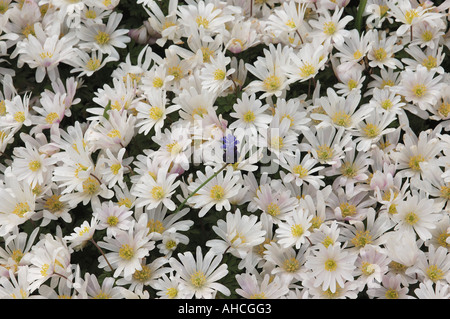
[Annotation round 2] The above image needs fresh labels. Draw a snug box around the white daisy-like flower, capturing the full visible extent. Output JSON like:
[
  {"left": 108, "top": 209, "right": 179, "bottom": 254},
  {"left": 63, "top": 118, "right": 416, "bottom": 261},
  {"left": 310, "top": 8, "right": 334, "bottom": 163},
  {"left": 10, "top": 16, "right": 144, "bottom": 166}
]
[
  {"left": 229, "top": 92, "right": 272, "bottom": 131},
  {"left": 98, "top": 147, "right": 132, "bottom": 189},
  {"left": 11, "top": 133, "right": 57, "bottom": 188},
  {"left": 77, "top": 12, "right": 130, "bottom": 60},
  {"left": 393, "top": 191, "right": 442, "bottom": 241},
  {"left": 68, "top": 49, "right": 117, "bottom": 77},
  {"left": 206, "top": 209, "right": 266, "bottom": 258},
  {"left": 187, "top": 165, "right": 241, "bottom": 218},
  {"left": 304, "top": 242, "right": 357, "bottom": 294},
  {"left": 135, "top": 88, "right": 180, "bottom": 136},
  {"left": 0, "top": 171, "right": 36, "bottom": 236},
  {"left": 64, "top": 216, "right": 99, "bottom": 251},
  {"left": 367, "top": 274, "right": 410, "bottom": 299},
  {"left": 394, "top": 65, "right": 444, "bottom": 113},
  {"left": 168, "top": 246, "right": 230, "bottom": 299},
  {"left": 414, "top": 280, "right": 450, "bottom": 299},
  {"left": 132, "top": 162, "right": 180, "bottom": 211},
  {"left": 199, "top": 51, "right": 234, "bottom": 95},
  {"left": 94, "top": 201, "right": 134, "bottom": 238},
  {"left": 235, "top": 272, "right": 289, "bottom": 299},
  {"left": 308, "top": 7, "right": 353, "bottom": 46},
  {"left": 245, "top": 44, "right": 292, "bottom": 99},
  {"left": 274, "top": 206, "right": 312, "bottom": 249},
  {"left": 279, "top": 149, "right": 325, "bottom": 189},
  {"left": 15, "top": 25, "right": 78, "bottom": 83},
  {"left": 97, "top": 222, "right": 155, "bottom": 279},
  {"left": 310, "top": 88, "right": 372, "bottom": 132}
]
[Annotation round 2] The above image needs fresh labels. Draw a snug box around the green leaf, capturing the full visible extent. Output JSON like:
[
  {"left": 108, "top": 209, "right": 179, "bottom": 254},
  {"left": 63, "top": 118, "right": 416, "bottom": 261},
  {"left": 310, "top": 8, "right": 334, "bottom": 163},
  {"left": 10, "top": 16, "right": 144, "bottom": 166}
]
[
  {"left": 102, "top": 100, "right": 111, "bottom": 120},
  {"left": 355, "top": 0, "right": 368, "bottom": 34}
]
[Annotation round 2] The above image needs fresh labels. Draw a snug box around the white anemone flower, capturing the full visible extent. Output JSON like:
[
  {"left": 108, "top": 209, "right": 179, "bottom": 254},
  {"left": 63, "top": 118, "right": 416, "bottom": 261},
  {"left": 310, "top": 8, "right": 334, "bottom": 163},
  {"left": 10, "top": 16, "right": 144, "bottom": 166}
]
[{"left": 168, "top": 246, "right": 230, "bottom": 299}]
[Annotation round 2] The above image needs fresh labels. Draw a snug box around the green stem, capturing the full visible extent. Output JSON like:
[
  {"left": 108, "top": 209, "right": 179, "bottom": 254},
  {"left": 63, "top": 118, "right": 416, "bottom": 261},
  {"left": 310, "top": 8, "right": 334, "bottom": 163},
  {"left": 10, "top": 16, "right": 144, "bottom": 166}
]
[
  {"left": 90, "top": 238, "right": 113, "bottom": 272},
  {"left": 355, "top": 0, "right": 368, "bottom": 34},
  {"left": 173, "top": 163, "right": 229, "bottom": 214}
]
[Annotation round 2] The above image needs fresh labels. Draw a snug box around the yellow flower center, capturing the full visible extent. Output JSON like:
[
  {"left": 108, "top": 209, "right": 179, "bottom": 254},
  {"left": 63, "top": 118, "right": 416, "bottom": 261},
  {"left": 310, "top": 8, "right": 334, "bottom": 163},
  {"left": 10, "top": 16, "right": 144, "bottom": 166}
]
[
  {"left": 348, "top": 79, "right": 358, "bottom": 90},
  {"left": 324, "top": 259, "right": 337, "bottom": 271},
  {"left": 408, "top": 155, "right": 425, "bottom": 171},
  {"left": 437, "top": 232, "right": 450, "bottom": 248},
  {"left": 133, "top": 264, "right": 151, "bottom": 282},
  {"left": 110, "top": 163, "right": 121, "bottom": 175},
  {"left": 45, "top": 112, "right": 59, "bottom": 124},
  {"left": 106, "top": 215, "right": 119, "bottom": 226},
  {"left": 422, "top": 56, "right": 437, "bottom": 70},
  {"left": 0, "top": 100, "right": 5, "bottom": 116},
  {"left": 166, "top": 287, "right": 178, "bottom": 299},
  {"left": 389, "top": 261, "right": 407, "bottom": 273},
  {"left": 86, "top": 58, "right": 101, "bottom": 71},
  {"left": 341, "top": 162, "right": 357, "bottom": 178},
  {"left": 323, "top": 21, "right": 336, "bottom": 35},
  {"left": 213, "top": 69, "right": 226, "bottom": 81},
  {"left": 151, "top": 186, "right": 164, "bottom": 200},
  {"left": 353, "top": 50, "right": 362, "bottom": 60},
  {"left": 421, "top": 30, "right": 433, "bottom": 42},
  {"left": 361, "top": 262, "right": 376, "bottom": 276},
  {"left": 426, "top": 265, "right": 444, "bottom": 282},
  {"left": 310, "top": 216, "right": 323, "bottom": 231},
  {"left": 149, "top": 106, "right": 164, "bottom": 120},
  {"left": 385, "top": 289, "right": 399, "bottom": 299},
  {"left": 291, "top": 224, "right": 304, "bottom": 237},
  {"left": 40, "top": 264, "right": 50, "bottom": 277},
  {"left": 147, "top": 219, "right": 165, "bottom": 234},
  {"left": 285, "top": 19, "right": 296, "bottom": 29},
  {"left": 94, "top": 291, "right": 110, "bottom": 299},
  {"left": 243, "top": 110, "right": 256, "bottom": 123},
  {"left": 332, "top": 111, "right": 352, "bottom": 127},
  {"left": 13, "top": 202, "right": 30, "bottom": 218},
  {"left": 95, "top": 31, "right": 110, "bottom": 45},
  {"left": 14, "top": 111, "right": 25, "bottom": 123},
  {"left": 373, "top": 48, "right": 387, "bottom": 61},
  {"left": 283, "top": 257, "right": 300, "bottom": 272},
  {"left": 412, "top": 84, "right": 427, "bottom": 98},
  {"left": 351, "top": 230, "right": 372, "bottom": 248},
  {"left": 363, "top": 123, "right": 380, "bottom": 138},
  {"left": 404, "top": 212, "right": 419, "bottom": 225},
  {"left": 270, "top": 136, "right": 284, "bottom": 151},
  {"left": 438, "top": 102, "right": 450, "bottom": 117},
  {"left": 316, "top": 145, "right": 334, "bottom": 161},
  {"left": 28, "top": 160, "right": 41, "bottom": 172},
  {"left": 168, "top": 66, "right": 183, "bottom": 81},
  {"left": 190, "top": 270, "right": 207, "bottom": 288},
  {"left": 262, "top": 75, "right": 281, "bottom": 92},
  {"left": 404, "top": 9, "right": 419, "bottom": 24},
  {"left": 299, "top": 63, "right": 316, "bottom": 78},
  {"left": 118, "top": 197, "right": 133, "bottom": 208},
  {"left": 82, "top": 177, "right": 100, "bottom": 195},
  {"left": 195, "top": 16, "right": 209, "bottom": 28},
  {"left": 201, "top": 47, "right": 214, "bottom": 63},
  {"left": 22, "top": 24, "right": 35, "bottom": 37},
  {"left": 267, "top": 202, "right": 280, "bottom": 217},
  {"left": 439, "top": 185, "right": 450, "bottom": 201},
  {"left": 107, "top": 129, "right": 121, "bottom": 138},
  {"left": 152, "top": 77, "right": 164, "bottom": 88},
  {"left": 292, "top": 164, "right": 308, "bottom": 178},
  {"left": 85, "top": 9, "right": 97, "bottom": 19},
  {"left": 339, "top": 202, "right": 357, "bottom": 218},
  {"left": 381, "top": 99, "right": 393, "bottom": 110},
  {"left": 210, "top": 185, "right": 225, "bottom": 201},
  {"left": 322, "top": 236, "right": 334, "bottom": 248},
  {"left": 119, "top": 244, "right": 134, "bottom": 260},
  {"left": 44, "top": 195, "right": 65, "bottom": 214}
]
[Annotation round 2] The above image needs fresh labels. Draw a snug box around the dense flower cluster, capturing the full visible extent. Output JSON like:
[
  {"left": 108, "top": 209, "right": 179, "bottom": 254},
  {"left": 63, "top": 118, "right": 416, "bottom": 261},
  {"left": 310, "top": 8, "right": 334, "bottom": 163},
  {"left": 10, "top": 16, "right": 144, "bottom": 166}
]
[{"left": 0, "top": 0, "right": 450, "bottom": 299}]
